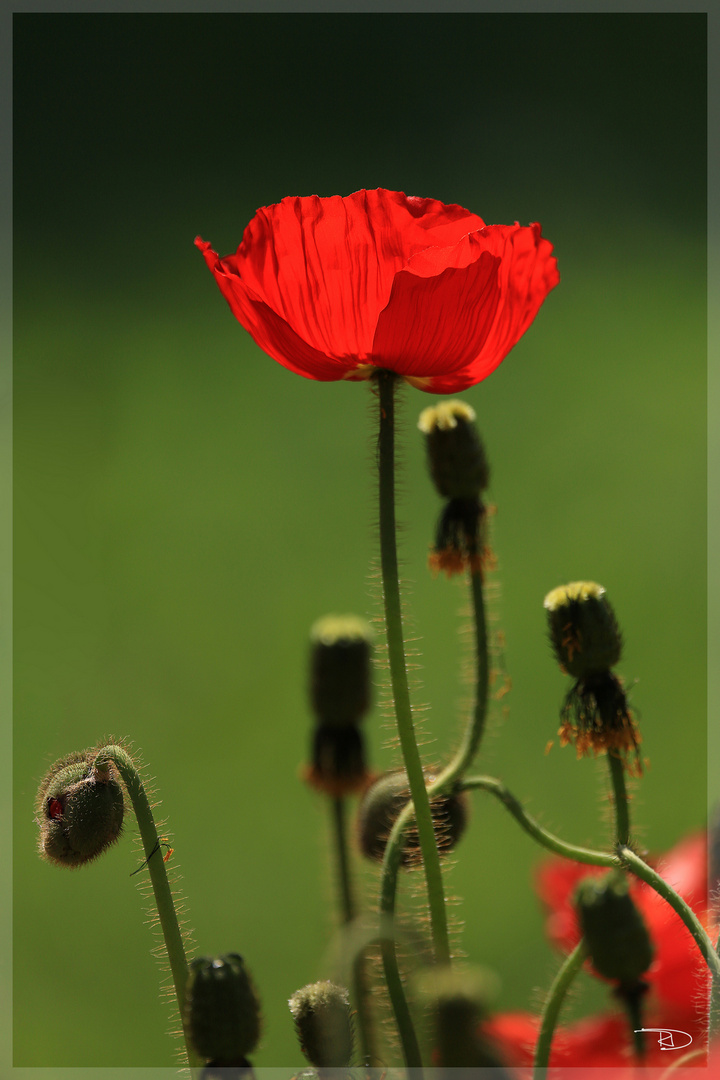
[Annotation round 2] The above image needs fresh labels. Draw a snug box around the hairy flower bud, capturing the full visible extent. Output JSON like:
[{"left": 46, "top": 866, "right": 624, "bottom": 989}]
[
  {"left": 357, "top": 770, "right": 468, "bottom": 865},
  {"left": 288, "top": 980, "right": 354, "bottom": 1068},
  {"left": 36, "top": 751, "right": 124, "bottom": 868},
  {"left": 544, "top": 581, "right": 622, "bottom": 679},
  {"left": 418, "top": 400, "right": 489, "bottom": 500},
  {"left": 575, "top": 873, "right": 655, "bottom": 987},
  {"left": 310, "top": 615, "right": 373, "bottom": 727},
  {"left": 183, "top": 953, "right": 261, "bottom": 1066}
]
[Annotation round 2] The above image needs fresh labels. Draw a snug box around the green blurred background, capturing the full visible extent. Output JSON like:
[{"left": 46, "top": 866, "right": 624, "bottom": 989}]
[{"left": 13, "top": 11, "right": 706, "bottom": 1071}]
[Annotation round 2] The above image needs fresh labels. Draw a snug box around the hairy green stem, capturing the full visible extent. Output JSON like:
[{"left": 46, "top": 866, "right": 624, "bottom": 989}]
[
  {"left": 607, "top": 752, "right": 631, "bottom": 846},
  {"left": 93, "top": 744, "right": 202, "bottom": 1071},
  {"left": 330, "top": 797, "right": 378, "bottom": 1066},
  {"left": 533, "top": 940, "right": 585, "bottom": 1077},
  {"left": 376, "top": 370, "right": 451, "bottom": 966},
  {"left": 460, "top": 775, "right": 618, "bottom": 866}
]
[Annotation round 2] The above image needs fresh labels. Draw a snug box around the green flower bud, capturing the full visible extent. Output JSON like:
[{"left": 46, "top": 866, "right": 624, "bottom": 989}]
[
  {"left": 418, "top": 400, "right": 489, "bottom": 500},
  {"left": 544, "top": 581, "right": 622, "bottom": 679},
  {"left": 575, "top": 873, "right": 655, "bottom": 987},
  {"left": 183, "top": 953, "right": 261, "bottom": 1065},
  {"left": 288, "top": 980, "right": 354, "bottom": 1068},
  {"left": 357, "top": 770, "right": 468, "bottom": 866},
  {"left": 36, "top": 751, "right": 124, "bottom": 868},
  {"left": 310, "top": 615, "right": 373, "bottom": 727}
]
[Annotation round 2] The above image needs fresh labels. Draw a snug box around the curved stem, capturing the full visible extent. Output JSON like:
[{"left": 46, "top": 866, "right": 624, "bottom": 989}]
[
  {"left": 440, "top": 566, "right": 489, "bottom": 782},
  {"left": 376, "top": 370, "right": 451, "bottom": 967},
  {"left": 379, "top": 796, "right": 426, "bottom": 1071},
  {"left": 618, "top": 844, "right": 720, "bottom": 982},
  {"left": 92, "top": 744, "right": 202, "bottom": 1070},
  {"left": 460, "top": 775, "right": 619, "bottom": 867},
  {"left": 330, "top": 797, "right": 378, "bottom": 1067},
  {"left": 607, "top": 752, "right": 630, "bottom": 846},
  {"left": 532, "top": 940, "right": 585, "bottom": 1077}
]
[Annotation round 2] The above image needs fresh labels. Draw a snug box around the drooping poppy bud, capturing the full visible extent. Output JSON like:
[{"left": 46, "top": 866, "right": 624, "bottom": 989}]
[
  {"left": 575, "top": 872, "right": 655, "bottom": 1059},
  {"left": 543, "top": 583, "right": 642, "bottom": 774},
  {"left": 418, "top": 400, "right": 491, "bottom": 577},
  {"left": 413, "top": 966, "right": 511, "bottom": 1073},
  {"left": 183, "top": 953, "right": 261, "bottom": 1067},
  {"left": 357, "top": 769, "right": 468, "bottom": 866},
  {"left": 574, "top": 873, "right": 654, "bottom": 988},
  {"left": 288, "top": 980, "right": 354, "bottom": 1069},
  {"left": 310, "top": 615, "right": 373, "bottom": 727},
  {"left": 36, "top": 751, "right": 124, "bottom": 868}
]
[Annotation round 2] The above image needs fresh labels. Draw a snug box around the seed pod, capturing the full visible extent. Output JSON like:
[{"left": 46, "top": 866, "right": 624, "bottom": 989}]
[
  {"left": 310, "top": 615, "right": 373, "bottom": 727},
  {"left": 544, "top": 581, "right": 622, "bottom": 679},
  {"left": 418, "top": 400, "right": 489, "bottom": 500},
  {"left": 357, "top": 770, "right": 468, "bottom": 865},
  {"left": 288, "top": 980, "right": 354, "bottom": 1069},
  {"left": 575, "top": 873, "right": 655, "bottom": 987},
  {"left": 183, "top": 953, "right": 261, "bottom": 1065},
  {"left": 36, "top": 751, "right": 124, "bottom": 868}
]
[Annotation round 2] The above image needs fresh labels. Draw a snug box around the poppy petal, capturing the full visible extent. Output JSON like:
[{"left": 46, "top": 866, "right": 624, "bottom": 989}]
[
  {"left": 371, "top": 245, "right": 501, "bottom": 379},
  {"left": 456, "top": 222, "right": 560, "bottom": 386},
  {"left": 196, "top": 238, "right": 349, "bottom": 379}
]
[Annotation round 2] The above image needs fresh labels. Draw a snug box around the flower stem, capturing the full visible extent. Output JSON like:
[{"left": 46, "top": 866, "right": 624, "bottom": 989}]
[
  {"left": 379, "top": 796, "right": 425, "bottom": 1070},
  {"left": 375, "top": 370, "right": 451, "bottom": 967},
  {"left": 330, "top": 797, "right": 378, "bottom": 1067},
  {"left": 460, "top": 775, "right": 619, "bottom": 867},
  {"left": 607, "top": 752, "right": 631, "bottom": 846},
  {"left": 92, "top": 744, "right": 202, "bottom": 1070},
  {"left": 440, "top": 565, "right": 489, "bottom": 781},
  {"left": 331, "top": 797, "right": 354, "bottom": 923},
  {"left": 618, "top": 844, "right": 720, "bottom": 983},
  {"left": 532, "top": 940, "right": 585, "bottom": 1077}
]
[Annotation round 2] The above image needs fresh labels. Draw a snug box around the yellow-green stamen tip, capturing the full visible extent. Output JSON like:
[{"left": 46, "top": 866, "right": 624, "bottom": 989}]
[
  {"left": 543, "top": 581, "right": 606, "bottom": 611},
  {"left": 417, "top": 399, "right": 477, "bottom": 434},
  {"left": 310, "top": 614, "right": 373, "bottom": 646}
]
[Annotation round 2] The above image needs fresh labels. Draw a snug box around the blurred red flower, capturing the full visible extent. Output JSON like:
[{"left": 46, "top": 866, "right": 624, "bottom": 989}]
[
  {"left": 483, "top": 833, "right": 711, "bottom": 1073},
  {"left": 196, "top": 189, "right": 559, "bottom": 394}
]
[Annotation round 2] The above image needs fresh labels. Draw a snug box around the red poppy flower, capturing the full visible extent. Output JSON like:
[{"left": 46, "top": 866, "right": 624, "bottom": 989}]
[
  {"left": 195, "top": 189, "right": 559, "bottom": 394},
  {"left": 481, "top": 833, "right": 711, "bottom": 1073}
]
